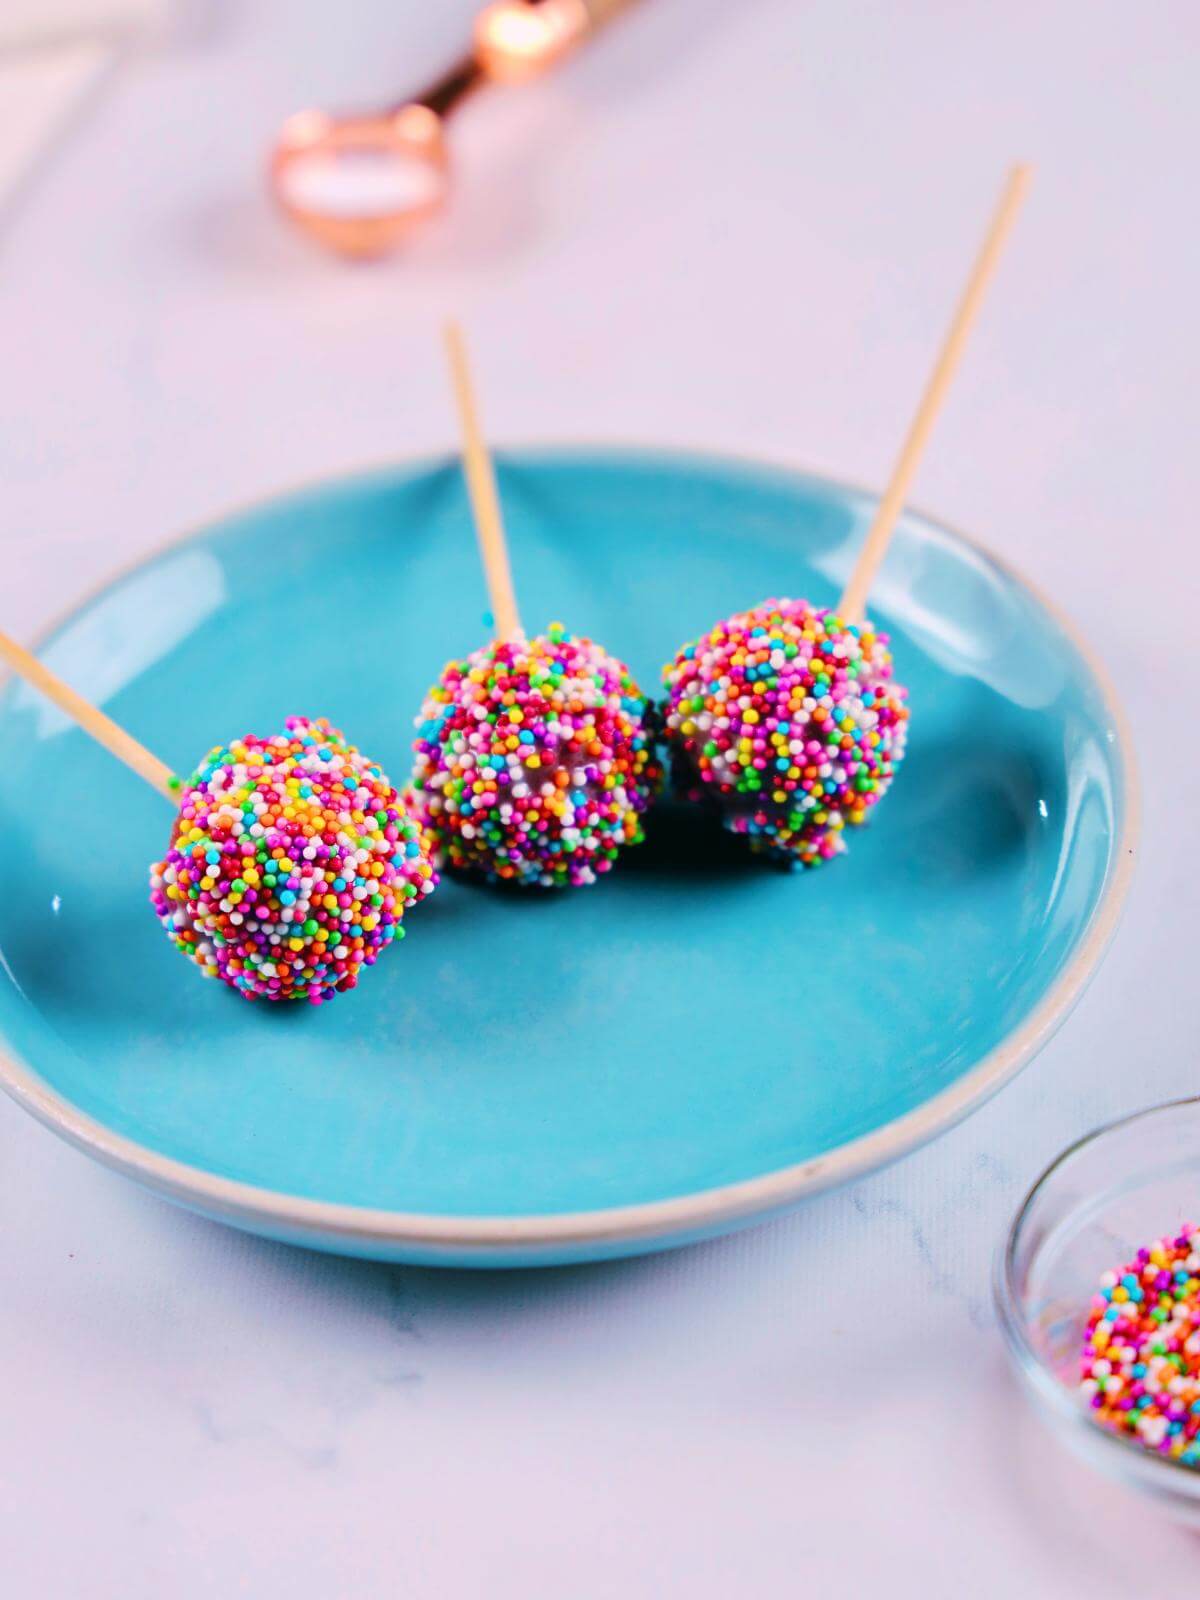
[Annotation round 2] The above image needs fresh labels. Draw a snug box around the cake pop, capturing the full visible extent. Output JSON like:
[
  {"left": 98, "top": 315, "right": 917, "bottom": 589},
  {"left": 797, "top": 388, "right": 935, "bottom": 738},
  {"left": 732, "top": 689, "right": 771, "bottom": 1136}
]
[
  {"left": 151, "top": 716, "right": 436, "bottom": 1002},
  {"left": 0, "top": 631, "right": 436, "bottom": 1003},
  {"left": 662, "top": 600, "right": 908, "bottom": 866},
  {"left": 407, "top": 324, "right": 662, "bottom": 887},
  {"left": 661, "top": 163, "right": 1030, "bottom": 867}
]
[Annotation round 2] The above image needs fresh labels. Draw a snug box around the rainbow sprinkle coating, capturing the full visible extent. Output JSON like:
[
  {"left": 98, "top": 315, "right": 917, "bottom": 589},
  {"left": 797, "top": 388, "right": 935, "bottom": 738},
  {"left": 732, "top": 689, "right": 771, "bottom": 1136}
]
[
  {"left": 1079, "top": 1225, "right": 1200, "bottom": 1467},
  {"left": 661, "top": 598, "right": 909, "bottom": 866},
  {"left": 149, "top": 716, "right": 436, "bottom": 1003},
  {"left": 408, "top": 624, "right": 662, "bottom": 888}
]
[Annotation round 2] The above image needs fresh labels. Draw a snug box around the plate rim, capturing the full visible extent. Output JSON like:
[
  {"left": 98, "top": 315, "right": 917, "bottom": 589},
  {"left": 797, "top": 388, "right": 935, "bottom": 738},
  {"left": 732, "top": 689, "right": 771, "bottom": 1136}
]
[{"left": 0, "top": 445, "right": 1141, "bottom": 1253}]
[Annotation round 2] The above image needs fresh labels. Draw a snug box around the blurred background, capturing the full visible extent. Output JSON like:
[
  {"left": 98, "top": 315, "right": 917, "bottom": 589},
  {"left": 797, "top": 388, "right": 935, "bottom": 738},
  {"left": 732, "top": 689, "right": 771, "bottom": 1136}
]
[{"left": 1, "top": 3, "right": 1197, "bottom": 1595}]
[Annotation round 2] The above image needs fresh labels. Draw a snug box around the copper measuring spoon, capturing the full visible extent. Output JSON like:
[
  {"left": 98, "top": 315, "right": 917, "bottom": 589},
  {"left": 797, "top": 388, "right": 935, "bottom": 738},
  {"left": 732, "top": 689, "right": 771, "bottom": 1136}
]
[{"left": 270, "top": 0, "right": 635, "bottom": 259}]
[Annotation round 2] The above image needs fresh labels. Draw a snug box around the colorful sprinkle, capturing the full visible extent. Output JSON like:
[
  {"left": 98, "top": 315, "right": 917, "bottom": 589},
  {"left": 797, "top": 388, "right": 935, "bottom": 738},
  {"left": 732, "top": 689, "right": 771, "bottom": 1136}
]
[
  {"left": 661, "top": 598, "right": 909, "bottom": 866},
  {"left": 1079, "top": 1225, "right": 1200, "bottom": 1468},
  {"left": 408, "top": 625, "right": 662, "bottom": 887},
  {"left": 149, "top": 716, "right": 436, "bottom": 1003}
]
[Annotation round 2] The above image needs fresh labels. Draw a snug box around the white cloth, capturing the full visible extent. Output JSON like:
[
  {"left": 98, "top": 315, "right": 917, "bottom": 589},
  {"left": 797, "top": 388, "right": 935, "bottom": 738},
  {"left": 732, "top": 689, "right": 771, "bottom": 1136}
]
[
  {"left": 0, "top": 0, "right": 160, "bottom": 50},
  {"left": 0, "top": 0, "right": 162, "bottom": 219}
]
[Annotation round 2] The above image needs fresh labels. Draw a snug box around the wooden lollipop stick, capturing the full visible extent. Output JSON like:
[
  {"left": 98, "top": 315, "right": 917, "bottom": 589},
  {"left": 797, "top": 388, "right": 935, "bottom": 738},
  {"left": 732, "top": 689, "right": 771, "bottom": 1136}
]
[
  {"left": 443, "top": 320, "right": 523, "bottom": 639},
  {"left": 839, "top": 163, "right": 1032, "bottom": 625},
  {"left": 0, "top": 630, "right": 178, "bottom": 802}
]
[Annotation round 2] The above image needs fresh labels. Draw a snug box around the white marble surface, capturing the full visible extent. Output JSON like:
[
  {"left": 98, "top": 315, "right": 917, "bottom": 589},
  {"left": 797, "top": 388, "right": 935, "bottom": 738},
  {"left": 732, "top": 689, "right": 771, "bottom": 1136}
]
[{"left": 1, "top": 2, "right": 1196, "bottom": 1592}]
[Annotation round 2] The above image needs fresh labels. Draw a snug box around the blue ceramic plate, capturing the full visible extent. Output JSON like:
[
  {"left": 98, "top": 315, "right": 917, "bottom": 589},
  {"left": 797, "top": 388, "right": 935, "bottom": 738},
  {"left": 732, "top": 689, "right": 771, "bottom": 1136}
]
[{"left": 0, "top": 450, "right": 1136, "bottom": 1267}]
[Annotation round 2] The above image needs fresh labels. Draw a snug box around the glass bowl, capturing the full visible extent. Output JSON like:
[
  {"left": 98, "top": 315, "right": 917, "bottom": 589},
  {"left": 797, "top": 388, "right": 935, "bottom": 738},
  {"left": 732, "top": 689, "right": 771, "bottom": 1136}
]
[{"left": 995, "top": 1097, "right": 1200, "bottom": 1523}]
